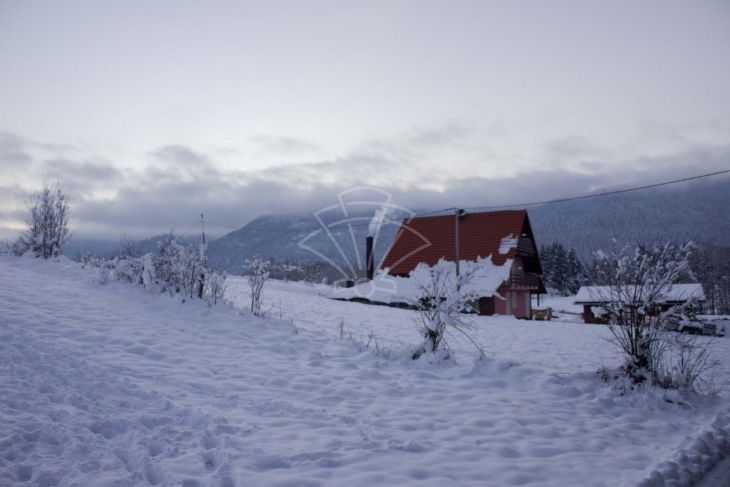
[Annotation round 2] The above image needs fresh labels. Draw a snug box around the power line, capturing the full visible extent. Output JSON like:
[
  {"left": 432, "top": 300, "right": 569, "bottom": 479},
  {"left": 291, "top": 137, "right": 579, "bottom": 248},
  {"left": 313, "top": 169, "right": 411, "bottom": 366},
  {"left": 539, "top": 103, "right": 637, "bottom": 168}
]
[
  {"left": 461, "top": 168, "right": 730, "bottom": 212},
  {"left": 178, "top": 221, "right": 202, "bottom": 237},
  {"left": 191, "top": 168, "right": 730, "bottom": 233},
  {"left": 205, "top": 221, "right": 239, "bottom": 230}
]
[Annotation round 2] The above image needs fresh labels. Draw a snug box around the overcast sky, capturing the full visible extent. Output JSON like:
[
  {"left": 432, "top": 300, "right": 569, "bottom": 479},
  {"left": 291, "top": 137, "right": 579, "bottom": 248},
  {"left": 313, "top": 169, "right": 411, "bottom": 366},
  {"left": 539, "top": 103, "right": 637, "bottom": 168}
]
[{"left": 1, "top": 0, "right": 729, "bottom": 239}]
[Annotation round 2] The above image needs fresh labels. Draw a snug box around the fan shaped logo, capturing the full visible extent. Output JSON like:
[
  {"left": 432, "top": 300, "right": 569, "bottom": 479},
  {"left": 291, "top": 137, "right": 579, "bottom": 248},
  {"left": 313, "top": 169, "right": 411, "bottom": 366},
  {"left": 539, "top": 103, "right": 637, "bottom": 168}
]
[{"left": 297, "top": 187, "right": 431, "bottom": 299}]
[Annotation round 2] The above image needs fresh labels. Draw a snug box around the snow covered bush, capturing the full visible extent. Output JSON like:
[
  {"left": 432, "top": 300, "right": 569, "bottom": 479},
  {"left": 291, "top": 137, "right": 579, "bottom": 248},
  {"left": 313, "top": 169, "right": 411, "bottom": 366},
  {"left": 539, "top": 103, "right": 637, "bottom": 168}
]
[
  {"left": 268, "top": 262, "right": 304, "bottom": 281},
  {"left": 75, "top": 234, "right": 223, "bottom": 307},
  {"left": 141, "top": 253, "right": 156, "bottom": 291},
  {"left": 204, "top": 271, "right": 228, "bottom": 306},
  {"left": 657, "top": 334, "right": 718, "bottom": 395},
  {"left": 152, "top": 233, "right": 182, "bottom": 295},
  {"left": 245, "top": 257, "right": 270, "bottom": 317},
  {"left": 592, "top": 242, "right": 714, "bottom": 392},
  {"left": 153, "top": 232, "right": 207, "bottom": 299},
  {"left": 409, "top": 259, "right": 484, "bottom": 360},
  {"left": 111, "top": 256, "right": 145, "bottom": 284},
  {"left": 14, "top": 181, "right": 70, "bottom": 258}
]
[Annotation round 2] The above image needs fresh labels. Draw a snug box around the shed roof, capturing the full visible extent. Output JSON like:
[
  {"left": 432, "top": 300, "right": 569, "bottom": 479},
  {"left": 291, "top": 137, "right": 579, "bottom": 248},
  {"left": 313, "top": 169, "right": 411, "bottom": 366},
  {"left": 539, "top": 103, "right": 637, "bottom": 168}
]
[
  {"left": 574, "top": 283, "right": 706, "bottom": 304},
  {"left": 380, "top": 209, "right": 528, "bottom": 275}
]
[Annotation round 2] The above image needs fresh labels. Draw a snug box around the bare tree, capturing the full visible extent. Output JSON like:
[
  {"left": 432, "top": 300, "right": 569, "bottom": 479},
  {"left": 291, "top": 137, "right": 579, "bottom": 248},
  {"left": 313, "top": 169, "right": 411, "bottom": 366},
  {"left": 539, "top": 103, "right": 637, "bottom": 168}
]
[
  {"left": 246, "top": 257, "right": 270, "bottom": 317},
  {"left": 14, "top": 182, "right": 71, "bottom": 258},
  {"left": 119, "top": 236, "right": 141, "bottom": 258}
]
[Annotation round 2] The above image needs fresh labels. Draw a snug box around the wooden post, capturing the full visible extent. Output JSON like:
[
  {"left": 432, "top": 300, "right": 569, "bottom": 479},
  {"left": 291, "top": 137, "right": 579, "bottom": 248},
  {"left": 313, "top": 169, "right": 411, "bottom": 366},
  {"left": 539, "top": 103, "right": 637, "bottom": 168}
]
[{"left": 455, "top": 208, "right": 464, "bottom": 289}]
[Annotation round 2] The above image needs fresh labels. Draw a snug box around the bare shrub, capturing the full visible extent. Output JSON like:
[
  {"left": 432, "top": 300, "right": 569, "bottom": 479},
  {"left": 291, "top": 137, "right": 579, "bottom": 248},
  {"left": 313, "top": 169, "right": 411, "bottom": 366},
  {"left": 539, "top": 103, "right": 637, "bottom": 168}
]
[
  {"left": 14, "top": 182, "right": 70, "bottom": 258},
  {"left": 593, "top": 242, "right": 714, "bottom": 392},
  {"left": 152, "top": 232, "right": 207, "bottom": 299},
  {"left": 409, "top": 259, "right": 483, "bottom": 360},
  {"left": 204, "top": 271, "right": 228, "bottom": 306},
  {"left": 245, "top": 257, "right": 270, "bottom": 317},
  {"left": 337, "top": 321, "right": 391, "bottom": 360},
  {"left": 119, "top": 236, "right": 141, "bottom": 258},
  {"left": 658, "top": 334, "right": 718, "bottom": 395}
]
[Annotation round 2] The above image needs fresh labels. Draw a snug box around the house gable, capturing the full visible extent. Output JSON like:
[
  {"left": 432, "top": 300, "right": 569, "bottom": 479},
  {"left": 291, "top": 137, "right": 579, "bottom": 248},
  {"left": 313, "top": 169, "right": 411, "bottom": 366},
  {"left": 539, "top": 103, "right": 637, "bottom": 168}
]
[{"left": 380, "top": 210, "right": 532, "bottom": 276}]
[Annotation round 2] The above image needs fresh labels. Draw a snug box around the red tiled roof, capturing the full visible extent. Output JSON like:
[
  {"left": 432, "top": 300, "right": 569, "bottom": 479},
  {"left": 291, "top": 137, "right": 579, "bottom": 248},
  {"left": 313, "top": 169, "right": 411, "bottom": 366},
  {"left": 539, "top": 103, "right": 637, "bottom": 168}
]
[{"left": 380, "top": 209, "right": 527, "bottom": 275}]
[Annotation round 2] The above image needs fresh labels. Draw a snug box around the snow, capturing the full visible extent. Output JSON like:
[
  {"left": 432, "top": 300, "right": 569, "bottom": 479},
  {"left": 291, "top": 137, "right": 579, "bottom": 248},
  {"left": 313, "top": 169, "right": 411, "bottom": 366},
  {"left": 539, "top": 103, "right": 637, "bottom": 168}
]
[
  {"left": 499, "top": 234, "right": 518, "bottom": 255},
  {"left": 2, "top": 256, "right": 730, "bottom": 486},
  {"left": 530, "top": 294, "right": 584, "bottom": 322},
  {"left": 332, "top": 257, "right": 511, "bottom": 304},
  {"left": 574, "top": 283, "right": 706, "bottom": 304}
]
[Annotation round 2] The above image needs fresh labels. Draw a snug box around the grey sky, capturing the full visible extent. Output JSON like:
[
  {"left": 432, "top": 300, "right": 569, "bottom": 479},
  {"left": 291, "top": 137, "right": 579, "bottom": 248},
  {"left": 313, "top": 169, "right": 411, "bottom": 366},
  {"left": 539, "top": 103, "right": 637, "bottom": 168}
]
[{"left": 1, "top": 0, "right": 729, "bottom": 239}]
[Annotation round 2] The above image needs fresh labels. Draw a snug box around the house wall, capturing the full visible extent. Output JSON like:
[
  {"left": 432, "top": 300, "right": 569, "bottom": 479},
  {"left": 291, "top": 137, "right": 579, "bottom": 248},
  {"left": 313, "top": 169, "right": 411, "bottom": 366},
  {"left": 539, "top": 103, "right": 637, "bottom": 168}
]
[
  {"left": 508, "top": 291, "right": 531, "bottom": 319},
  {"left": 481, "top": 286, "right": 531, "bottom": 318},
  {"left": 582, "top": 305, "right": 608, "bottom": 324}
]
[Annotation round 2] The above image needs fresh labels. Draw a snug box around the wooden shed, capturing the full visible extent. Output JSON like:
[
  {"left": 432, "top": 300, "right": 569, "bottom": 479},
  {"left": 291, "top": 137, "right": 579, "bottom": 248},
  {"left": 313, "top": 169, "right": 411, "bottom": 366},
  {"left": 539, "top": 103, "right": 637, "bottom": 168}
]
[{"left": 574, "top": 284, "right": 706, "bottom": 324}]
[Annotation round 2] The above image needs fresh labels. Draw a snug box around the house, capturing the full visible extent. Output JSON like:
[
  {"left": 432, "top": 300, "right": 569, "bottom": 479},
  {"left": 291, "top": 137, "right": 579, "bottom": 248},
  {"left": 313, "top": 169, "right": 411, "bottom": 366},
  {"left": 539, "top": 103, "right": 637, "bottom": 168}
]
[
  {"left": 376, "top": 209, "right": 545, "bottom": 318},
  {"left": 574, "top": 283, "right": 706, "bottom": 324}
]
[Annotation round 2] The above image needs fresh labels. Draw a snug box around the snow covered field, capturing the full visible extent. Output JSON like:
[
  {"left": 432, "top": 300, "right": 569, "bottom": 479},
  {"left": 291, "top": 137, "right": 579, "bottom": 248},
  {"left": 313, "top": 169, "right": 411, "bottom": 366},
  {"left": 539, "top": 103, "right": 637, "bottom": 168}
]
[{"left": 2, "top": 257, "right": 730, "bottom": 486}]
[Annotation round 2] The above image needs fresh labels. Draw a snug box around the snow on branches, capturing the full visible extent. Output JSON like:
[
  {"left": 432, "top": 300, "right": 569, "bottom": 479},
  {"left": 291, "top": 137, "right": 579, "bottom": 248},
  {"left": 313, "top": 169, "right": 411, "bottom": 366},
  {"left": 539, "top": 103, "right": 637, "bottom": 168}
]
[
  {"left": 592, "top": 242, "right": 716, "bottom": 393},
  {"left": 245, "top": 257, "right": 270, "bottom": 317},
  {"left": 409, "top": 259, "right": 486, "bottom": 360},
  {"left": 82, "top": 232, "right": 227, "bottom": 307},
  {"left": 14, "top": 182, "right": 71, "bottom": 259}
]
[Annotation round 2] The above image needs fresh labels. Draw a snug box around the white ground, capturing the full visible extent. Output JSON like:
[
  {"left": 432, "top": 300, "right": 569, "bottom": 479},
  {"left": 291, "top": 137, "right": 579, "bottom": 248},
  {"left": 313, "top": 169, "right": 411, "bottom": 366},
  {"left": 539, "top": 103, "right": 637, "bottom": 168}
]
[{"left": 2, "top": 257, "right": 730, "bottom": 486}]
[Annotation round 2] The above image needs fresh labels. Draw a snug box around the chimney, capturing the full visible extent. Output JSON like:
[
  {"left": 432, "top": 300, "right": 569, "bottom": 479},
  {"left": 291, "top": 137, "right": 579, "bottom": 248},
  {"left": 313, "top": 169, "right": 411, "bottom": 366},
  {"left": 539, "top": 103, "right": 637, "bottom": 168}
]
[{"left": 366, "top": 236, "right": 374, "bottom": 280}]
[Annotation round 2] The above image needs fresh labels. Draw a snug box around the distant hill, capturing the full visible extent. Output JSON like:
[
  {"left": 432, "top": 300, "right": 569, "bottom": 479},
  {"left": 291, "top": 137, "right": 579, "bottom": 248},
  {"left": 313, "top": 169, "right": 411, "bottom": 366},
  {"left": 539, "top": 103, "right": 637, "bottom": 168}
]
[
  {"left": 63, "top": 234, "right": 200, "bottom": 260},
  {"left": 63, "top": 178, "right": 729, "bottom": 271},
  {"left": 205, "top": 178, "right": 730, "bottom": 273},
  {"left": 528, "top": 179, "right": 730, "bottom": 259},
  {"left": 206, "top": 212, "right": 401, "bottom": 276}
]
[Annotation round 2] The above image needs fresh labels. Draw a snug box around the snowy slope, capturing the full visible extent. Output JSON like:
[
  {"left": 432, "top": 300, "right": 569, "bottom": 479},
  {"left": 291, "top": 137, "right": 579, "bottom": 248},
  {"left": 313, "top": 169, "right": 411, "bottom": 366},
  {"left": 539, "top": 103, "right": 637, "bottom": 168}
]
[{"left": 2, "top": 257, "right": 729, "bottom": 486}]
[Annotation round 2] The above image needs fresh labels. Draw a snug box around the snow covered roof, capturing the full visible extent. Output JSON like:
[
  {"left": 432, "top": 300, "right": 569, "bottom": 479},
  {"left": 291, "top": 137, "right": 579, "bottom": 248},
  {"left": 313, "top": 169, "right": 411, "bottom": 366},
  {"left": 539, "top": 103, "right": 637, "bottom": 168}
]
[
  {"left": 574, "top": 283, "right": 705, "bottom": 304},
  {"left": 330, "top": 257, "right": 512, "bottom": 305},
  {"left": 380, "top": 210, "right": 529, "bottom": 275}
]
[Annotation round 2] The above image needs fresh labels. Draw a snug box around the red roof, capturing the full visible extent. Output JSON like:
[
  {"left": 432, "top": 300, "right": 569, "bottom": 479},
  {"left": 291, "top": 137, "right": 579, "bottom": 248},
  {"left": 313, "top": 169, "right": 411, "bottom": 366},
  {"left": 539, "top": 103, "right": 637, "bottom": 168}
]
[{"left": 380, "top": 209, "right": 528, "bottom": 275}]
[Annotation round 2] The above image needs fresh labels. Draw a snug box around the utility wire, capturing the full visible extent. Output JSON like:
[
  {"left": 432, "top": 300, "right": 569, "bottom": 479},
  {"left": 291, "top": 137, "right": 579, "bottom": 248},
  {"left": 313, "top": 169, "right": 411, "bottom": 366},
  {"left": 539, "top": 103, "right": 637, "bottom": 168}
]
[
  {"left": 192, "top": 168, "right": 730, "bottom": 232},
  {"left": 462, "top": 168, "right": 730, "bottom": 212},
  {"left": 205, "top": 221, "right": 239, "bottom": 230},
  {"left": 178, "top": 221, "right": 202, "bottom": 237}
]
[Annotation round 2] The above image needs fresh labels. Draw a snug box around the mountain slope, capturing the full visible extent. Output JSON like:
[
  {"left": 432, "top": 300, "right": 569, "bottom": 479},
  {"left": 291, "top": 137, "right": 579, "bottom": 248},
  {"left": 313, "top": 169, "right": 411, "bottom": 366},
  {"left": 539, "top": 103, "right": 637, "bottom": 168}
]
[
  {"left": 528, "top": 178, "right": 730, "bottom": 258},
  {"left": 207, "top": 212, "right": 401, "bottom": 276},
  {"left": 207, "top": 178, "right": 730, "bottom": 272}
]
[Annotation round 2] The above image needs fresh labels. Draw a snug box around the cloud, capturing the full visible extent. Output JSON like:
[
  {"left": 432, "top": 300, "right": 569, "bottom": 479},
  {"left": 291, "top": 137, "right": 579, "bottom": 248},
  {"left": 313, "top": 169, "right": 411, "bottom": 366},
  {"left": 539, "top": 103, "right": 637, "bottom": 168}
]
[
  {"left": 0, "top": 184, "right": 31, "bottom": 210},
  {"left": 543, "top": 135, "right": 611, "bottom": 170},
  {"left": 40, "top": 158, "right": 122, "bottom": 193},
  {"left": 249, "top": 135, "right": 322, "bottom": 155},
  {"left": 0, "top": 131, "right": 80, "bottom": 170},
  {"left": 66, "top": 141, "right": 730, "bottom": 239},
  {"left": 0, "top": 131, "right": 33, "bottom": 167},
  {"left": 152, "top": 145, "right": 210, "bottom": 166},
  {"left": 145, "top": 144, "right": 229, "bottom": 186},
  {"left": 1, "top": 128, "right": 729, "bottom": 241}
]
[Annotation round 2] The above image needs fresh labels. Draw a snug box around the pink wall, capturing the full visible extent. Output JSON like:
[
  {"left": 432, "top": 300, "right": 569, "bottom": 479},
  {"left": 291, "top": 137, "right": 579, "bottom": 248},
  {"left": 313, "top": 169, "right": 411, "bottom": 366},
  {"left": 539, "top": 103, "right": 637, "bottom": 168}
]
[{"left": 492, "top": 287, "right": 531, "bottom": 318}]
